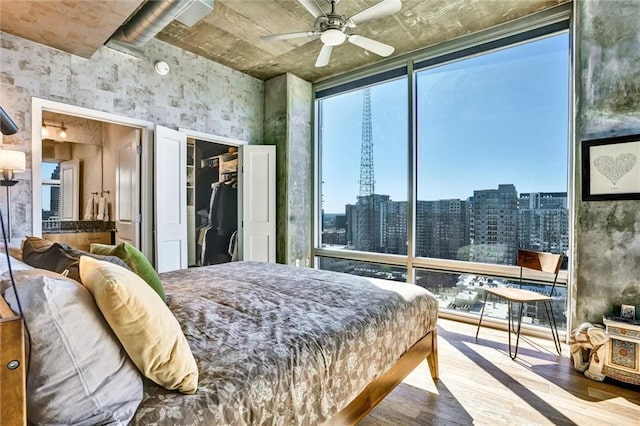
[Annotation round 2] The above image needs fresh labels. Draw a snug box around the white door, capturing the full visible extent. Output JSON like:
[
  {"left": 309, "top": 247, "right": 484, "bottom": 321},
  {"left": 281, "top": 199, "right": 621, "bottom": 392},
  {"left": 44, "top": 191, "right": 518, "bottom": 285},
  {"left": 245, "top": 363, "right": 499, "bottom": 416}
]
[
  {"left": 116, "top": 128, "right": 141, "bottom": 247},
  {"left": 238, "top": 145, "right": 276, "bottom": 262},
  {"left": 60, "top": 159, "right": 79, "bottom": 221},
  {"left": 154, "top": 126, "right": 187, "bottom": 272}
]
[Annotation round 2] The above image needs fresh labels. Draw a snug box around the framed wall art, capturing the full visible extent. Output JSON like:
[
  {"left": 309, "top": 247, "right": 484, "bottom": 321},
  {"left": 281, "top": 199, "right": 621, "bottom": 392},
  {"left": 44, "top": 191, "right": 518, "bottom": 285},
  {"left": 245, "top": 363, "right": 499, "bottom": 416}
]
[{"left": 582, "top": 134, "right": 640, "bottom": 201}]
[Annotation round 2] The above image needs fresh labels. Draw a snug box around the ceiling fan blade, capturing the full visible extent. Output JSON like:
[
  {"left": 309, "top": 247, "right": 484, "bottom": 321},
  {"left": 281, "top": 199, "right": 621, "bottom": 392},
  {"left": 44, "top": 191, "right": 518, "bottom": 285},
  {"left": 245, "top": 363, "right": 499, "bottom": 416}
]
[
  {"left": 348, "top": 35, "right": 395, "bottom": 57},
  {"left": 298, "top": 0, "right": 325, "bottom": 19},
  {"left": 315, "top": 44, "right": 333, "bottom": 67},
  {"left": 347, "top": 0, "right": 402, "bottom": 26},
  {"left": 261, "top": 31, "right": 318, "bottom": 42}
]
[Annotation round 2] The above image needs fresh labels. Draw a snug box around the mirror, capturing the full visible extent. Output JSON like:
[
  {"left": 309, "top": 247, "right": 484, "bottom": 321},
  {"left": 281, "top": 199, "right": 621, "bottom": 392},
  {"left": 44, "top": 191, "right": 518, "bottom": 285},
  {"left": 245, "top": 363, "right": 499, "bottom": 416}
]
[{"left": 41, "top": 112, "right": 103, "bottom": 223}]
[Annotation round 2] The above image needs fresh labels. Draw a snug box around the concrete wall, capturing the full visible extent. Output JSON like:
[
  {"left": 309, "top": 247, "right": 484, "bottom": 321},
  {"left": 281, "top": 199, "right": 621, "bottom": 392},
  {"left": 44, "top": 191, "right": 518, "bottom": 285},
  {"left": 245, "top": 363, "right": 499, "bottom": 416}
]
[
  {"left": 0, "top": 32, "right": 263, "bottom": 241},
  {"left": 264, "top": 73, "right": 313, "bottom": 265},
  {"left": 573, "top": 0, "right": 640, "bottom": 325}
]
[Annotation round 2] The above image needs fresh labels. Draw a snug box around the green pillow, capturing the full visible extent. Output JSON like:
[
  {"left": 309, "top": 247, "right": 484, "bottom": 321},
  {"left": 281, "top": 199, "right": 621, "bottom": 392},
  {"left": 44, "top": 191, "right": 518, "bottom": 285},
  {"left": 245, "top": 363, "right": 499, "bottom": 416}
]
[{"left": 90, "top": 242, "right": 166, "bottom": 302}]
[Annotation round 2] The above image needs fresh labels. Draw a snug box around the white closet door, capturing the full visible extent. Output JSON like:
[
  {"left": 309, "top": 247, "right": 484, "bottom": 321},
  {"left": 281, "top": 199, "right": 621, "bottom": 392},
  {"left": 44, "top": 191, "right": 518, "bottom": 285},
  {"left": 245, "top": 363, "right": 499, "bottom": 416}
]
[
  {"left": 238, "top": 145, "right": 276, "bottom": 262},
  {"left": 60, "top": 159, "right": 79, "bottom": 221},
  {"left": 116, "top": 128, "right": 141, "bottom": 247},
  {"left": 154, "top": 125, "right": 187, "bottom": 272}
]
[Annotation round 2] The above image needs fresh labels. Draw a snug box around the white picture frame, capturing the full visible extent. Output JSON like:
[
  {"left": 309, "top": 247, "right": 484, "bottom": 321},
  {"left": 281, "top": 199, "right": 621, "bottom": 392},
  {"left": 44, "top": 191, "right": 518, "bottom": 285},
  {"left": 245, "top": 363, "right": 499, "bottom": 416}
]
[{"left": 620, "top": 304, "right": 636, "bottom": 320}]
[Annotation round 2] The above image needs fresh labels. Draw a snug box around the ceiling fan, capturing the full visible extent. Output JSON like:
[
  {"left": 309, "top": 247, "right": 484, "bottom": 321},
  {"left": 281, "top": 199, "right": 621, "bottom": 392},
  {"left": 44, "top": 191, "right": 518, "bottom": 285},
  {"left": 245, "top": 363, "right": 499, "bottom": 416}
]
[{"left": 261, "top": 0, "right": 402, "bottom": 67}]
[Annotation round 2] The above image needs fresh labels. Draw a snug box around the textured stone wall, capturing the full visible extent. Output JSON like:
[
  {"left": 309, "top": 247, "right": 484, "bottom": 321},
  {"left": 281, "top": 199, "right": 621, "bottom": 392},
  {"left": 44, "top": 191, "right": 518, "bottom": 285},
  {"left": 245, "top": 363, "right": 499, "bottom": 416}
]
[
  {"left": 264, "top": 73, "right": 312, "bottom": 265},
  {"left": 0, "top": 32, "right": 263, "bottom": 241},
  {"left": 573, "top": 0, "right": 640, "bottom": 325}
]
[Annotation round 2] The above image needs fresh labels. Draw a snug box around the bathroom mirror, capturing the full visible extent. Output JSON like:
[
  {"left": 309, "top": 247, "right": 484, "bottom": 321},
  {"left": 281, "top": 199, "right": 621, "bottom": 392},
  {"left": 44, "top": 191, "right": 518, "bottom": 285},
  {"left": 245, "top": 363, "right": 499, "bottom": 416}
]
[{"left": 41, "top": 112, "right": 103, "bottom": 223}]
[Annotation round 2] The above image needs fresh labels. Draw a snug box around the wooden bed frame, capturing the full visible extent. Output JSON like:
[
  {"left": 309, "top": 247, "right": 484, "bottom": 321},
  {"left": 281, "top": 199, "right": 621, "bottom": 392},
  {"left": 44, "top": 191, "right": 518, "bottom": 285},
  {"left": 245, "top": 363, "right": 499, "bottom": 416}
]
[
  {"left": 0, "top": 294, "right": 26, "bottom": 426},
  {"left": 0, "top": 293, "right": 437, "bottom": 426},
  {"left": 330, "top": 329, "right": 438, "bottom": 425}
]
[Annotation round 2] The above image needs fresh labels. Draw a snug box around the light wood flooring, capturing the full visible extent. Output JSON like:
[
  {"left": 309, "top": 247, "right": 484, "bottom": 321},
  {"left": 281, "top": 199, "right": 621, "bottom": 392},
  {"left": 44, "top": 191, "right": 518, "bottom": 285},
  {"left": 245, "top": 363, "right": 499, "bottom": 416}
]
[{"left": 360, "top": 318, "right": 640, "bottom": 425}]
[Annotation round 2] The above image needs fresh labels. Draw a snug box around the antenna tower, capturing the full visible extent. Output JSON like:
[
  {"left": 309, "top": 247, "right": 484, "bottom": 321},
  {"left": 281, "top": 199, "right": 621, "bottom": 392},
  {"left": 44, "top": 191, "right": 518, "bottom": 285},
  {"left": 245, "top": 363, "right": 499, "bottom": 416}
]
[
  {"left": 356, "top": 88, "right": 376, "bottom": 251},
  {"left": 359, "top": 88, "right": 374, "bottom": 196}
]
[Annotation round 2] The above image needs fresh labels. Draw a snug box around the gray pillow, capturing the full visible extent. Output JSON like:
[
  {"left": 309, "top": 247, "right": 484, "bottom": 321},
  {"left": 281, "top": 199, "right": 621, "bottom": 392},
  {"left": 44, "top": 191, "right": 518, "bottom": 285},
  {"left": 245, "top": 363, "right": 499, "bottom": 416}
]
[
  {"left": 3, "top": 271, "right": 143, "bottom": 425},
  {"left": 21, "top": 238, "right": 129, "bottom": 284}
]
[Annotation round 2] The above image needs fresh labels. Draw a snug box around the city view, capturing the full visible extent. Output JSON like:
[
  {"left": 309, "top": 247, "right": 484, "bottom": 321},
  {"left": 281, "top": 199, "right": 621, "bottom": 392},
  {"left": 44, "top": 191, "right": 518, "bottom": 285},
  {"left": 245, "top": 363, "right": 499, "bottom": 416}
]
[
  {"left": 319, "top": 185, "right": 569, "bottom": 329},
  {"left": 42, "top": 162, "right": 61, "bottom": 222},
  {"left": 317, "top": 33, "right": 570, "bottom": 329}
]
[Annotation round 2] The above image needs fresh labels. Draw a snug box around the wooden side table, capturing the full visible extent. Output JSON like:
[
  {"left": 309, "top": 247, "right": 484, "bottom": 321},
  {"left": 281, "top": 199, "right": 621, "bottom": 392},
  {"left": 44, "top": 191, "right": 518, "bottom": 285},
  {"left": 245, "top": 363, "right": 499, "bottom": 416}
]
[{"left": 603, "top": 316, "right": 640, "bottom": 385}]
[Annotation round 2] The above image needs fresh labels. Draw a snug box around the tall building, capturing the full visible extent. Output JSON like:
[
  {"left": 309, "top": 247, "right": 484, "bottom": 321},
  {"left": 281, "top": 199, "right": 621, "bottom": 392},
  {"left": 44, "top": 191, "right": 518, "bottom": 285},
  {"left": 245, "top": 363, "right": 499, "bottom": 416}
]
[
  {"left": 471, "top": 184, "right": 519, "bottom": 265},
  {"left": 382, "top": 200, "right": 407, "bottom": 255},
  {"left": 345, "top": 204, "right": 357, "bottom": 248},
  {"left": 43, "top": 163, "right": 61, "bottom": 220},
  {"left": 519, "top": 192, "right": 568, "bottom": 254},
  {"left": 416, "top": 199, "right": 472, "bottom": 260},
  {"left": 354, "top": 194, "right": 389, "bottom": 252}
]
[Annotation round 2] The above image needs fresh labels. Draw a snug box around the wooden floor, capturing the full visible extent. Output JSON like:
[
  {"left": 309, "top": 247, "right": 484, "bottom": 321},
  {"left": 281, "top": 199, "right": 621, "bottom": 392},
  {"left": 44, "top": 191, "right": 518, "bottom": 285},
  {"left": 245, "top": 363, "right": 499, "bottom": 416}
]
[{"left": 360, "top": 318, "right": 640, "bottom": 425}]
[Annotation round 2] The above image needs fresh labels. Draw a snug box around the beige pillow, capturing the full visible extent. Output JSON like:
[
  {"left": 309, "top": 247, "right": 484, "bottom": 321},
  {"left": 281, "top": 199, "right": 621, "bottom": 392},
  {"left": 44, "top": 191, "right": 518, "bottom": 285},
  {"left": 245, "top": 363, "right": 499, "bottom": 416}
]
[{"left": 79, "top": 255, "right": 198, "bottom": 394}]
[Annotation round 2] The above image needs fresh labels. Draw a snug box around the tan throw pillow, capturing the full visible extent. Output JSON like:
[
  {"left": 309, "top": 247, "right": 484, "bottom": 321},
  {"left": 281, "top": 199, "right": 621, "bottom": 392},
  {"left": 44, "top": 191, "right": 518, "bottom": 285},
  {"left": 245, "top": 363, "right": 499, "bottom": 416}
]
[{"left": 79, "top": 255, "right": 198, "bottom": 394}]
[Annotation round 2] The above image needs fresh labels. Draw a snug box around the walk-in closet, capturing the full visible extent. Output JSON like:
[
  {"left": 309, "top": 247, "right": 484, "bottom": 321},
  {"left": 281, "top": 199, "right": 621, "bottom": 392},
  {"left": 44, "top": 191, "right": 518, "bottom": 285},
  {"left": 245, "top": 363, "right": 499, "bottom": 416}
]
[{"left": 187, "top": 139, "right": 239, "bottom": 267}]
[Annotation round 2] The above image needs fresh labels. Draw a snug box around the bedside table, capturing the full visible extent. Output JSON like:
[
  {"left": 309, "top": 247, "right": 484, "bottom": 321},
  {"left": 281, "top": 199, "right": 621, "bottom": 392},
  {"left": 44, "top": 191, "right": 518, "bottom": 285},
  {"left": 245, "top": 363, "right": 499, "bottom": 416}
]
[{"left": 603, "top": 316, "right": 640, "bottom": 385}]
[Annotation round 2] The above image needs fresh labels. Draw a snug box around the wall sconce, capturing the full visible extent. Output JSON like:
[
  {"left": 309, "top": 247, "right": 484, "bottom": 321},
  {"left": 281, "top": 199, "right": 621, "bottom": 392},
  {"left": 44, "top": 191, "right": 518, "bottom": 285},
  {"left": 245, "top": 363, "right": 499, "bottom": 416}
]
[
  {"left": 0, "top": 148, "right": 26, "bottom": 242},
  {"left": 42, "top": 121, "right": 68, "bottom": 140}
]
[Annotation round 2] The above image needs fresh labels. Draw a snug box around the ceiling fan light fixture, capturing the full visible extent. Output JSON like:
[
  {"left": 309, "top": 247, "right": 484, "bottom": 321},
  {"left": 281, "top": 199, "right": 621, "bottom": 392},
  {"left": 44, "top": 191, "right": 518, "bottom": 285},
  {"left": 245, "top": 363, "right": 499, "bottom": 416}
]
[{"left": 320, "top": 29, "right": 346, "bottom": 46}]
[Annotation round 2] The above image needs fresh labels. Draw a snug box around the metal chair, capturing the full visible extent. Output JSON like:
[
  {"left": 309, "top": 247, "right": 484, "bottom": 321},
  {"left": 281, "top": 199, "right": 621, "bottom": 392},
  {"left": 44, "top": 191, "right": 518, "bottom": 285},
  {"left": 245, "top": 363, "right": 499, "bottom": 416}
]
[{"left": 475, "top": 249, "right": 563, "bottom": 360}]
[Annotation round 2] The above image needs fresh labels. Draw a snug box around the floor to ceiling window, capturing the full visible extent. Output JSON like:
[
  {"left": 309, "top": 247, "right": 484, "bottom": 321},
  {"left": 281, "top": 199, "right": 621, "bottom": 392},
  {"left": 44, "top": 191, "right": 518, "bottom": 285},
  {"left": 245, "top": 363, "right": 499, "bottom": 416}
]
[
  {"left": 319, "top": 77, "right": 408, "bottom": 260},
  {"left": 315, "top": 16, "right": 571, "bottom": 331}
]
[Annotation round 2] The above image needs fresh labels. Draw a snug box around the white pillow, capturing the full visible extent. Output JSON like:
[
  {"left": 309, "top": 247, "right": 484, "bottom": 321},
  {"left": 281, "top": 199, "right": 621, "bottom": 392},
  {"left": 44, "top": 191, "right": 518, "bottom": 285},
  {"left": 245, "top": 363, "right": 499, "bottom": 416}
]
[{"left": 3, "top": 271, "right": 143, "bottom": 425}]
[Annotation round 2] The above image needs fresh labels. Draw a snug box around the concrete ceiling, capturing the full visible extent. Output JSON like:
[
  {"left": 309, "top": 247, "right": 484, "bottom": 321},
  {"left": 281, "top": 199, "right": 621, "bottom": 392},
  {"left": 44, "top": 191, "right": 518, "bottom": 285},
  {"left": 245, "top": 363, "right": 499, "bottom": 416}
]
[
  {"left": 0, "top": 0, "right": 144, "bottom": 58},
  {"left": 0, "top": 0, "right": 567, "bottom": 82}
]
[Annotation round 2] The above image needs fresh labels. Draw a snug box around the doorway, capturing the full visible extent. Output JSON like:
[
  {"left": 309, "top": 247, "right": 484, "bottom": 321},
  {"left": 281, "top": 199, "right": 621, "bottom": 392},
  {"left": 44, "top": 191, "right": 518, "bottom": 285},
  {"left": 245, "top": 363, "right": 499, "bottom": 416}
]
[
  {"left": 188, "top": 139, "right": 240, "bottom": 267},
  {"left": 31, "top": 98, "right": 154, "bottom": 258}
]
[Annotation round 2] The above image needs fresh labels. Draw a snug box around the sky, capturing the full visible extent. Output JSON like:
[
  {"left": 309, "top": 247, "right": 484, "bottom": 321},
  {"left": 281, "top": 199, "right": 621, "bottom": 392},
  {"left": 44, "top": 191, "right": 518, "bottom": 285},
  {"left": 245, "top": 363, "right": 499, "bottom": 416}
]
[{"left": 319, "top": 33, "right": 570, "bottom": 214}]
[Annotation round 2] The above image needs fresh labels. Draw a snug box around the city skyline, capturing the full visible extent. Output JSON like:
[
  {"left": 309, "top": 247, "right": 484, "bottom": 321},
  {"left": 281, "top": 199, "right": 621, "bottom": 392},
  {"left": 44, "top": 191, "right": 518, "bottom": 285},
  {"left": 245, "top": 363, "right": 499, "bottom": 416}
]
[
  {"left": 322, "top": 185, "right": 569, "bottom": 264},
  {"left": 319, "top": 32, "right": 569, "bottom": 214}
]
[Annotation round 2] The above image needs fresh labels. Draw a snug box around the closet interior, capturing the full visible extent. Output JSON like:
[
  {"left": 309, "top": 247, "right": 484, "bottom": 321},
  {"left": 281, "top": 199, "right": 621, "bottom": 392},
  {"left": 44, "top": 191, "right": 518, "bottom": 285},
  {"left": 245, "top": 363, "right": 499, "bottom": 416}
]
[{"left": 187, "top": 138, "right": 238, "bottom": 267}]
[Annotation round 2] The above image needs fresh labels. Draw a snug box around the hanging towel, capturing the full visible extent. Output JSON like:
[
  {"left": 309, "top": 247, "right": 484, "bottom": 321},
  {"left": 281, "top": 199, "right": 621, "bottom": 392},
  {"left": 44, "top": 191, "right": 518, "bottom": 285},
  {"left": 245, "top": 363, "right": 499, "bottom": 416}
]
[
  {"left": 97, "top": 197, "right": 106, "bottom": 221},
  {"left": 83, "top": 197, "right": 96, "bottom": 220},
  {"left": 102, "top": 200, "right": 110, "bottom": 222}
]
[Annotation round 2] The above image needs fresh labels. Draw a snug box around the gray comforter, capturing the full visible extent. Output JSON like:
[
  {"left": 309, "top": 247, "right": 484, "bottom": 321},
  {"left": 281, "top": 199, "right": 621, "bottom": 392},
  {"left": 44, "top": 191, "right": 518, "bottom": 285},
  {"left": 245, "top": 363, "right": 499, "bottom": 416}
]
[{"left": 133, "top": 261, "right": 438, "bottom": 425}]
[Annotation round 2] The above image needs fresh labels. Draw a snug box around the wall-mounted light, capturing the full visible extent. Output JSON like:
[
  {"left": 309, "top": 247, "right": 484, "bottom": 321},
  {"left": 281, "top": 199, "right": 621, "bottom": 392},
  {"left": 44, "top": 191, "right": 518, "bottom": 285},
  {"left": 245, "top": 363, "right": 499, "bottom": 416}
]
[
  {"left": 0, "top": 148, "right": 26, "bottom": 242},
  {"left": 58, "top": 122, "right": 67, "bottom": 139},
  {"left": 42, "top": 121, "right": 68, "bottom": 140}
]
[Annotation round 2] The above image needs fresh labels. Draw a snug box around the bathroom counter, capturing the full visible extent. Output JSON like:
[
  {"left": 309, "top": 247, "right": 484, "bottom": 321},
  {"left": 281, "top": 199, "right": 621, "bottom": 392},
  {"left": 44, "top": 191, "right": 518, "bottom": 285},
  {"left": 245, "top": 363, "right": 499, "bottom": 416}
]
[{"left": 41, "top": 221, "right": 115, "bottom": 251}]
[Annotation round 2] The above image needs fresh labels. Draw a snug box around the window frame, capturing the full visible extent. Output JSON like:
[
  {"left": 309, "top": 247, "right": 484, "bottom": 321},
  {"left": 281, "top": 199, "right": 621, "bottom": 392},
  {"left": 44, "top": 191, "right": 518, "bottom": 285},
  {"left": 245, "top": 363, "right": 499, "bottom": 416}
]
[
  {"left": 313, "top": 4, "right": 573, "bottom": 301},
  {"left": 41, "top": 161, "right": 62, "bottom": 220}
]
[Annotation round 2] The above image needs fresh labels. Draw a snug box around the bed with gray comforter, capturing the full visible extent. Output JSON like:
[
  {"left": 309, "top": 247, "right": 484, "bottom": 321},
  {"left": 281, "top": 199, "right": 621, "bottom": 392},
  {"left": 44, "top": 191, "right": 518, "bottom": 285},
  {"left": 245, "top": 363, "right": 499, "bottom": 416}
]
[{"left": 133, "top": 261, "right": 438, "bottom": 425}]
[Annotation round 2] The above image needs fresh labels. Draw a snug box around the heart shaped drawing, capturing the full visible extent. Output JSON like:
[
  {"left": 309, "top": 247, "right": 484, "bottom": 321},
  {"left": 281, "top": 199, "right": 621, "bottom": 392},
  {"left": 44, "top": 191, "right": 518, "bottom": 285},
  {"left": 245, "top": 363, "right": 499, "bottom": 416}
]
[{"left": 593, "top": 153, "right": 637, "bottom": 185}]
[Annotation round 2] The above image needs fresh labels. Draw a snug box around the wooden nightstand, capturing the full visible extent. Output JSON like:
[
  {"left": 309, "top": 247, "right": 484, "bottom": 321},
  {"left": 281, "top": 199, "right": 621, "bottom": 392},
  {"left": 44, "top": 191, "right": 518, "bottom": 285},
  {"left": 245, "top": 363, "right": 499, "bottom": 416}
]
[{"left": 603, "top": 316, "right": 640, "bottom": 385}]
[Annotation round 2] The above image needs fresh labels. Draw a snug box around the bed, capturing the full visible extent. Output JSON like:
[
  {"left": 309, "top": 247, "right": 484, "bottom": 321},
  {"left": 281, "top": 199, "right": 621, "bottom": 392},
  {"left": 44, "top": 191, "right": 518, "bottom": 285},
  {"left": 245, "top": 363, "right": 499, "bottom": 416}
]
[{"left": 1, "top": 254, "right": 438, "bottom": 425}]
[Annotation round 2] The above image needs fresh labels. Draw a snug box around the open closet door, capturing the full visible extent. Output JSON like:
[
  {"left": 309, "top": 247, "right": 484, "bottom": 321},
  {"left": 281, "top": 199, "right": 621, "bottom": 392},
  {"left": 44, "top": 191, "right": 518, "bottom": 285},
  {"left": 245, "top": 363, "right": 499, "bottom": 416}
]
[
  {"left": 115, "top": 128, "right": 140, "bottom": 247},
  {"left": 238, "top": 145, "right": 276, "bottom": 262},
  {"left": 154, "top": 126, "right": 187, "bottom": 272}
]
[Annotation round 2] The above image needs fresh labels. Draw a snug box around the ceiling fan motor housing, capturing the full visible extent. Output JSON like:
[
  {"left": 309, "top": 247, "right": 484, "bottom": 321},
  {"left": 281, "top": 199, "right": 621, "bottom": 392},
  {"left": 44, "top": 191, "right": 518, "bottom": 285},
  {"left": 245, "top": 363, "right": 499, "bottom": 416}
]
[
  {"left": 317, "top": 13, "right": 348, "bottom": 45},
  {"left": 262, "top": 0, "right": 401, "bottom": 67}
]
